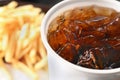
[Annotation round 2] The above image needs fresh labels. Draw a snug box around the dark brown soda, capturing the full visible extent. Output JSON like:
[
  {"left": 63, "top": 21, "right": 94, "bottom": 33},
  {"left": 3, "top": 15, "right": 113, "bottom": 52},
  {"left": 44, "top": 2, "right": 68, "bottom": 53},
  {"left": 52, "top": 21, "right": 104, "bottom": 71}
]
[{"left": 47, "top": 5, "right": 120, "bottom": 69}]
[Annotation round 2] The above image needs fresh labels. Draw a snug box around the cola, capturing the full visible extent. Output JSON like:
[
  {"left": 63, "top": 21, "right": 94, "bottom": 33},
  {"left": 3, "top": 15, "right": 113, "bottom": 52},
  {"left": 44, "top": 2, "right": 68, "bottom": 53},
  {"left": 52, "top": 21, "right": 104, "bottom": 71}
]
[{"left": 48, "top": 5, "right": 120, "bottom": 69}]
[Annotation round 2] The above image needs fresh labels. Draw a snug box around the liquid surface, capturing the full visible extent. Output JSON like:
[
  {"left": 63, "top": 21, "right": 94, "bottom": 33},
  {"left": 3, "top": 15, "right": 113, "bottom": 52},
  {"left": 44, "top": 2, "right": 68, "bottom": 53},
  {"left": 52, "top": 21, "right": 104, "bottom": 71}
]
[{"left": 48, "top": 5, "right": 120, "bottom": 69}]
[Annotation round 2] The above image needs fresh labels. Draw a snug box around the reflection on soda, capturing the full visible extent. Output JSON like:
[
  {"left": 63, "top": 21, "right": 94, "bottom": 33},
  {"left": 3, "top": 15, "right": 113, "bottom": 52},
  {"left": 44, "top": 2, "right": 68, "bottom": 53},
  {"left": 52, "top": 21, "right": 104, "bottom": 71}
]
[{"left": 47, "top": 5, "right": 120, "bottom": 69}]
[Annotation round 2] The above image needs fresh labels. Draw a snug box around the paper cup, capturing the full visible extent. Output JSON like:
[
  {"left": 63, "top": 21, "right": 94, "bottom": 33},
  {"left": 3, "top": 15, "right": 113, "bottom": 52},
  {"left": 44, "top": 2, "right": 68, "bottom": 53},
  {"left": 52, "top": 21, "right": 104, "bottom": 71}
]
[{"left": 41, "top": 0, "right": 120, "bottom": 80}]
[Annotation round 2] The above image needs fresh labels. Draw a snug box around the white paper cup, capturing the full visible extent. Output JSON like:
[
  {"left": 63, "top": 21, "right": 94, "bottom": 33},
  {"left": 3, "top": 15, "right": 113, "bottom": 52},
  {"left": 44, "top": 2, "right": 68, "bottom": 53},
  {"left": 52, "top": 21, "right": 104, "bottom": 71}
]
[{"left": 41, "top": 0, "right": 120, "bottom": 80}]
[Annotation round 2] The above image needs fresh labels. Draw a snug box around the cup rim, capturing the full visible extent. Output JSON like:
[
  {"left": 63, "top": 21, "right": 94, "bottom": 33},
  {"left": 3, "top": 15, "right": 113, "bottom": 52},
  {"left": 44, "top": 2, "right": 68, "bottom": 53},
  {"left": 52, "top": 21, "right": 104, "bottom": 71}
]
[{"left": 41, "top": 0, "right": 120, "bottom": 74}]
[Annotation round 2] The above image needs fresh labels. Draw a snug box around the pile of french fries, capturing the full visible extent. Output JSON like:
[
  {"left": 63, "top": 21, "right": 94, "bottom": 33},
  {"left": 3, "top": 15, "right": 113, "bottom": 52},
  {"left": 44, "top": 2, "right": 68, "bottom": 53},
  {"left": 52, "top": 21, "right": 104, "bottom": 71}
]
[{"left": 0, "top": 1, "right": 47, "bottom": 80}]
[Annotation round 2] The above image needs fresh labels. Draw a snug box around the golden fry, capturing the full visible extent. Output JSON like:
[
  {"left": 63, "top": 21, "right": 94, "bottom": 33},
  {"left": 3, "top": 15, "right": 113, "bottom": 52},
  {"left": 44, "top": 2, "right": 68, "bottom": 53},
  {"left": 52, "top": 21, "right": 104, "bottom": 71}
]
[
  {"left": 17, "top": 43, "right": 32, "bottom": 59},
  {"left": 0, "top": 1, "right": 47, "bottom": 80},
  {"left": 24, "top": 54, "right": 33, "bottom": 69},
  {"left": 5, "top": 33, "right": 16, "bottom": 63},
  {"left": 6, "top": 1, "right": 18, "bottom": 9},
  {"left": 38, "top": 37, "right": 47, "bottom": 58},
  {"left": 29, "top": 47, "right": 37, "bottom": 64},
  {"left": 34, "top": 56, "right": 47, "bottom": 71},
  {"left": 1, "top": 34, "right": 8, "bottom": 51}
]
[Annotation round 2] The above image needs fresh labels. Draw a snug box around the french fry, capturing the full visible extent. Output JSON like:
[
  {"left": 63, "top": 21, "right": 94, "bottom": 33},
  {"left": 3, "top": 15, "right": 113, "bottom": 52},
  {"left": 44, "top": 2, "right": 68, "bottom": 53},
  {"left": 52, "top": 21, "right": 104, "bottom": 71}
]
[
  {"left": 29, "top": 43, "right": 37, "bottom": 64},
  {"left": 0, "top": 1, "right": 47, "bottom": 80},
  {"left": 33, "top": 13, "right": 45, "bottom": 27},
  {"left": 6, "top": 1, "right": 18, "bottom": 9},
  {"left": 16, "top": 5, "right": 34, "bottom": 11},
  {"left": 38, "top": 37, "right": 47, "bottom": 58},
  {"left": 0, "top": 34, "right": 8, "bottom": 58},
  {"left": 5, "top": 33, "right": 16, "bottom": 63},
  {"left": 24, "top": 54, "right": 33, "bottom": 69},
  {"left": 37, "top": 13, "right": 45, "bottom": 25},
  {"left": 0, "top": 1, "right": 17, "bottom": 15},
  {"left": 15, "top": 40, "right": 22, "bottom": 59},
  {"left": 1, "top": 34, "right": 8, "bottom": 51},
  {"left": 17, "top": 43, "right": 32, "bottom": 59},
  {"left": 19, "top": 24, "right": 29, "bottom": 40},
  {"left": 34, "top": 56, "right": 47, "bottom": 71}
]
